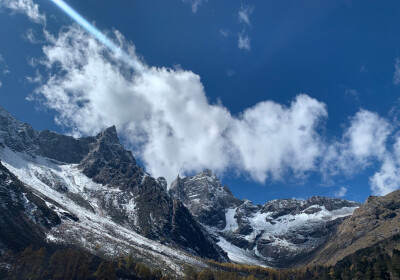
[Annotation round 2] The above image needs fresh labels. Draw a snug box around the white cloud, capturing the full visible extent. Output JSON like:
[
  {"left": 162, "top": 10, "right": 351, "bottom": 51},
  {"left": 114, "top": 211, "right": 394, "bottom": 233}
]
[
  {"left": 238, "top": 33, "right": 251, "bottom": 51},
  {"left": 370, "top": 136, "right": 400, "bottom": 196},
  {"left": 238, "top": 6, "right": 254, "bottom": 26},
  {"left": 322, "top": 110, "right": 391, "bottom": 177},
  {"left": 394, "top": 57, "right": 400, "bottom": 86},
  {"left": 0, "top": 54, "right": 9, "bottom": 79},
  {"left": 0, "top": 80, "right": 2, "bottom": 87},
  {"left": 31, "top": 25, "right": 329, "bottom": 185},
  {"left": 334, "top": 186, "right": 347, "bottom": 197},
  {"left": 229, "top": 94, "right": 327, "bottom": 182},
  {"left": 0, "top": 0, "right": 46, "bottom": 24},
  {"left": 181, "top": 0, "right": 206, "bottom": 14},
  {"left": 370, "top": 156, "right": 400, "bottom": 196}
]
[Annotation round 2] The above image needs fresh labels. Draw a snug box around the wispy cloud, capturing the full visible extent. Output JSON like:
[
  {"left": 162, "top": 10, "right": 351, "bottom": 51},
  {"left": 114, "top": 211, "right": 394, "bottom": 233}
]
[
  {"left": 238, "top": 33, "right": 251, "bottom": 51},
  {"left": 0, "top": 0, "right": 46, "bottom": 24},
  {"left": 22, "top": 28, "right": 44, "bottom": 43},
  {"left": 219, "top": 28, "right": 230, "bottom": 38},
  {"left": 0, "top": 54, "right": 9, "bottom": 78},
  {"left": 237, "top": 5, "right": 254, "bottom": 51},
  {"left": 238, "top": 6, "right": 254, "bottom": 26},
  {"left": 344, "top": 88, "right": 359, "bottom": 101},
  {"left": 393, "top": 57, "right": 400, "bottom": 85},
  {"left": 226, "top": 69, "right": 235, "bottom": 77},
  {"left": 334, "top": 186, "right": 348, "bottom": 197},
  {"left": 181, "top": 0, "right": 206, "bottom": 14}
]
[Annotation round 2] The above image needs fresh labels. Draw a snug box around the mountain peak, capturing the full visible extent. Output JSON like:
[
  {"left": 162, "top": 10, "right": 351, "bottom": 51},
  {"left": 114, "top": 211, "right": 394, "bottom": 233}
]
[
  {"left": 96, "top": 125, "right": 120, "bottom": 144},
  {"left": 170, "top": 170, "right": 241, "bottom": 229}
]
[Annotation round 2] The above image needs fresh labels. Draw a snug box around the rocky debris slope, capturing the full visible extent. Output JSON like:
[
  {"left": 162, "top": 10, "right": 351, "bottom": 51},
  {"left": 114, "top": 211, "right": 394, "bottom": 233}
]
[
  {"left": 310, "top": 190, "right": 400, "bottom": 266},
  {"left": 171, "top": 171, "right": 360, "bottom": 267}
]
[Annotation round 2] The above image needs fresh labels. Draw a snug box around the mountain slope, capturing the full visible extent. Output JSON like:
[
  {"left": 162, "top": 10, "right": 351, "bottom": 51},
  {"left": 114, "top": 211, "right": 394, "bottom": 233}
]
[
  {"left": 310, "top": 189, "right": 400, "bottom": 266},
  {"left": 0, "top": 160, "right": 60, "bottom": 254}
]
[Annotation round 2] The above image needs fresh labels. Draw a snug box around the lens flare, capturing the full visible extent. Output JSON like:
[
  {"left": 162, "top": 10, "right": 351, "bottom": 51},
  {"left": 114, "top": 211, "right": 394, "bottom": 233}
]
[{"left": 51, "top": 0, "right": 143, "bottom": 71}]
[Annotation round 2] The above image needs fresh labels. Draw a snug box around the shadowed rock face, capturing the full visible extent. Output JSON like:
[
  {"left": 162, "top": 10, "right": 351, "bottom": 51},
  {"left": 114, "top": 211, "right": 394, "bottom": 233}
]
[
  {"left": 310, "top": 190, "right": 400, "bottom": 266},
  {"left": 0, "top": 106, "right": 228, "bottom": 262},
  {"left": 38, "top": 130, "right": 95, "bottom": 164},
  {"left": 0, "top": 161, "right": 60, "bottom": 254},
  {"left": 78, "top": 126, "right": 142, "bottom": 189}
]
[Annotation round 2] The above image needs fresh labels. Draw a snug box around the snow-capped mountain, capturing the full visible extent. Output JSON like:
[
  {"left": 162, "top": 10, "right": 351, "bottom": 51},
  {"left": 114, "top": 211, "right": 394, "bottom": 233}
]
[
  {"left": 0, "top": 106, "right": 227, "bottom": 275},
  {"left": 0, "top": 105, "right": 364, "bottom": 272},
  {"left": 170, "top": 170, "right": 360, "bottom": 267}
]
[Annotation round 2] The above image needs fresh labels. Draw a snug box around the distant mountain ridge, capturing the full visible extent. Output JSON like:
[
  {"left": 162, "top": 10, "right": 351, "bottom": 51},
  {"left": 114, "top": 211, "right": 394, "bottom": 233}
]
[{"left": 170, "top": 170, "right": 360, "bottom": 267}]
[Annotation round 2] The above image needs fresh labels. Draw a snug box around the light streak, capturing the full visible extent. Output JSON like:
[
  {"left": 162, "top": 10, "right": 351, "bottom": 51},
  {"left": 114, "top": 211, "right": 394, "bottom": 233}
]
[{"left": 50, "top": 0, "right": 143, "bottom": 71}]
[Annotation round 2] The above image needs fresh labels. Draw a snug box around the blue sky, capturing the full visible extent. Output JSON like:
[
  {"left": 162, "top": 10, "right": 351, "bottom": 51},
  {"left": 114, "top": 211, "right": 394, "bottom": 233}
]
[{"left": 1, "top": 0, "right": 400, "bottom": 204}]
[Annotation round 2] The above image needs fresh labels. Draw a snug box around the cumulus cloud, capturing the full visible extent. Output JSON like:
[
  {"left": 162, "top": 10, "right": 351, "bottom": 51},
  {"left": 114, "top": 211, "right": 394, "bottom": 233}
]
[
  {"left": 394, "top": 57, "right": 400, "bottom": 86},
  {"left": 229, "top": 94, "right": 327, "bottom": 182},
  {"left": 238, "top": 33, "right": 251, "bottom": 51},
  {"left": 334, "top": 186, "right": 347, "bottom": 197},
  {"left": 0, "top": 0, "right": 46, "bottom": 24},
  {"left": 322, "top": 110, "right": 391, "bottom": 177},
  {"left": 370, "top": 136, "right": 400, "bottom": 196},
  {"left": 181, "top": 0, "right": 206, "bottom": 14},
  {"left": 30, "top": 25, "right": 330, "bottom": 185}
]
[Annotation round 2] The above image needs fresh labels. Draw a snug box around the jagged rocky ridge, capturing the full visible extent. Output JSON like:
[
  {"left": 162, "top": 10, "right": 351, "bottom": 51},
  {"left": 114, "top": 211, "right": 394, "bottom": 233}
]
[
  {"left": 0, "top": 106, "right": 227, "bottom": 273},
  {"left": 170, "top": 171, "right": 360, "bottom": 267}
]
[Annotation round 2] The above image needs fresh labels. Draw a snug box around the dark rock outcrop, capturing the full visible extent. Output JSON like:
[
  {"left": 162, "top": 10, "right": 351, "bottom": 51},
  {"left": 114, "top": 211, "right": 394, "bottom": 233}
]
[{"left": 0, "top": 161, "right": 60, "bottom": 254}]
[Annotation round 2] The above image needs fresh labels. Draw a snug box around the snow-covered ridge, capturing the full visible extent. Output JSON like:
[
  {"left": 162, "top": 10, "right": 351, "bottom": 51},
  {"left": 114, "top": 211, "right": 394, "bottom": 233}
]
[
  {"left": 0, "top": 147, "right": 206, "bottom": 274},
  {"left": 171, "top": 169, "right": 360, "bottom": 267}
]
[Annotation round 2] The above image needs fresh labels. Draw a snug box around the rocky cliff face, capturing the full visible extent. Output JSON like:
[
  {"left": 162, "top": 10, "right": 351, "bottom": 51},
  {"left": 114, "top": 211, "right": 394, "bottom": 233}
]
[
  {"left": 0, "top": 106, "right": 227, "bottom": 263},
  {"left": 170, "top": 171, "right": 360, "bottom": 267},
  {"left": 310, "top": 190, "right": 400, "bottom": 266},
  {"left": 169, "top": 170, "right": 242, "bottom": 229}
]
